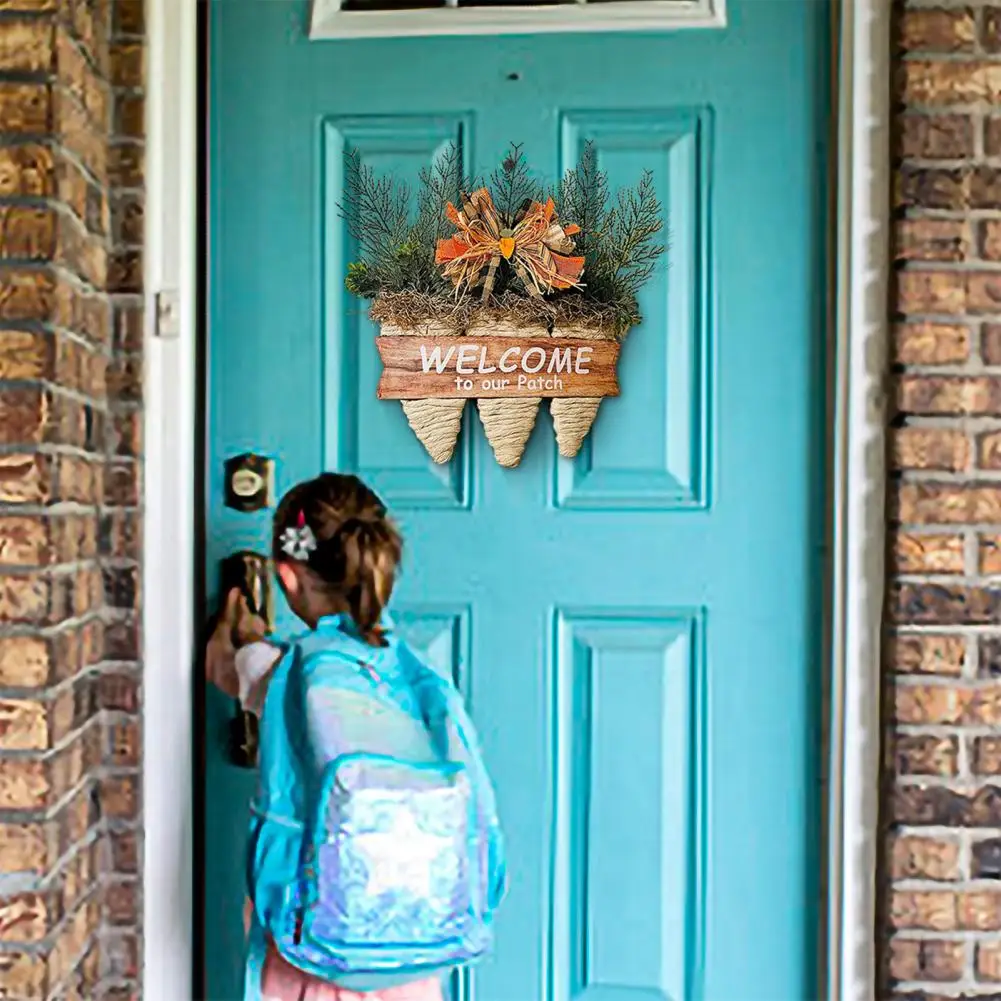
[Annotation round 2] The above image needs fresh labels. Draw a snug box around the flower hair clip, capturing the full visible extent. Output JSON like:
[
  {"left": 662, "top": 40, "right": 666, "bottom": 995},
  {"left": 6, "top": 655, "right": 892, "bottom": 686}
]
[{"left": 280, "top": 510, "right": 318, "bottom": 562}]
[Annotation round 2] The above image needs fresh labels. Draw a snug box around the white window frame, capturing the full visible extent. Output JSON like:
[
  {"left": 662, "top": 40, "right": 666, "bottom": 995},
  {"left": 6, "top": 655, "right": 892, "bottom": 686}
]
[
  {"left": 308, "top": 0, "right": 725, "bottom": 40},
  {"left": 144, "top": 0, "right": 888, "bottom": 998}
]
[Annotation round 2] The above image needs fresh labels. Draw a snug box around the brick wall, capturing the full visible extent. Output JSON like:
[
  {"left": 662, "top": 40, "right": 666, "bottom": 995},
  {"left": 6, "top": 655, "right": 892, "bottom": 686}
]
[
  {"left": 888, "top": 3, "right": 1001, "bottom": 998},
  {"left": 0, "top": 2, "right": 143, "bottom": 999}
]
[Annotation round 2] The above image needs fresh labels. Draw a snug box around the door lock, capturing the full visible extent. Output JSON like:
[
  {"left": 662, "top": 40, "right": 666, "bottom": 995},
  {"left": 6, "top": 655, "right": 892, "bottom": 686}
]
[{"left": 219, "top": 551, "right": 274, "bottom": 768}]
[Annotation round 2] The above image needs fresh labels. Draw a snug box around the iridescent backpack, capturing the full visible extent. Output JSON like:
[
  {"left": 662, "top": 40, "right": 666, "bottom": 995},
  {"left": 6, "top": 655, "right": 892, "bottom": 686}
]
[{"left": 246, "top": 616, "right": 506, "bottom": 991}]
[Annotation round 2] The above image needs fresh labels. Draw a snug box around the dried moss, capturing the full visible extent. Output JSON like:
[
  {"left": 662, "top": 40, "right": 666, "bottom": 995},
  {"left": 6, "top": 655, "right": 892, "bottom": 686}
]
[{"left": 369, "top": 290, "right": 629, "bottom": 338}]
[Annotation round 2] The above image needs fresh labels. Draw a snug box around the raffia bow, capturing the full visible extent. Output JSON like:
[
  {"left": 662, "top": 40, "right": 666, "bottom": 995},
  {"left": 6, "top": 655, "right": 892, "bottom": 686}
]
[{"left": 435, "top": 188, "right": 585, "bottom": 302}]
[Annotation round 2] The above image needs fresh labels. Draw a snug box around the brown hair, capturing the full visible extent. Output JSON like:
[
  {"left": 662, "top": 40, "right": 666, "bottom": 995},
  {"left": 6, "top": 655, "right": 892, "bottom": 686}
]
[{"left": 272, "top": 473, "right": 402, "bottom": 647}]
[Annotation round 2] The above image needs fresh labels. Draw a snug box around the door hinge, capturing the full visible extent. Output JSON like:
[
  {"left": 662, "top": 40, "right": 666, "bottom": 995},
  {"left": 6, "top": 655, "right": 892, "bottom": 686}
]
[{"left": 153, "top": 289, "right": 180, "bottom": 339}]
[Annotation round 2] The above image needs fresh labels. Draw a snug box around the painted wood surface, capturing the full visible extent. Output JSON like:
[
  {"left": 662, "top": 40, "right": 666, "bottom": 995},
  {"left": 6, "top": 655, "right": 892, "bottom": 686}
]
[
  {"left": 207, "top": 2, "right": 830, "bottom": 999},
  {"left": 375, "top": 335, "right": 621, "bottom": 399}
]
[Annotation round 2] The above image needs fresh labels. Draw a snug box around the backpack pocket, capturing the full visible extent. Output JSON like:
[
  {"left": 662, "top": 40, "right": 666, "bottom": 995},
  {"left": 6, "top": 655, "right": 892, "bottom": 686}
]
[{"left": 284, "top": 752, "right": 491, "bottom": 978}]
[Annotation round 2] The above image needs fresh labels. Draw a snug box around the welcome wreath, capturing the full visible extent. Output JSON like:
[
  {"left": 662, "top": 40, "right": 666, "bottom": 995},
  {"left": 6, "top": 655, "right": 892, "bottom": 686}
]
[{"left": 339, "top": 144, "right": 666, "bottom": 468}]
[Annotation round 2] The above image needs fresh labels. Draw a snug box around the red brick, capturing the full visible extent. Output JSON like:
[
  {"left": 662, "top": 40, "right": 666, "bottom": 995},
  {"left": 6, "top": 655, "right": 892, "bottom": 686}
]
[
  {"left": 0, "top": 635, "right": 51, "bottom": 688},
  {"left": 106, "top": 355, "right": 141, "bottom": 403},
  {"left": 102, "top": 618, "right": 138, "bottom": 662},
  {"left": 889, "top": 937, "right": 965, "bottom": 983},
  {"left": 0, "top": 454, "right": 48, "bottom": 505},
  {"left": 113, "top": 93, "right": 143, "bottom": 139},
  {"left": 0, "top": 390, "right": 47, "bottom": 447},
  {"left": 974, "top": 837, "right": 1001, "bottom": 879},
  {"left": 893, "top": 784, "right": 1001, "bottom": 827},
  {"left": 107, "top": 249, "right": 141, "bottom": 293},
  {"left": 895, "top": 682, "right": 969, "bottom": 724},
  {"left": 107, "top": 830, "right": 138, "bottom": 875},
  {"left": 0, "top": 267, "right": 56, "bottom": 323},
  {"left": 894, "top": 682, "right": 1001, "bottom": 726},
  {"left": 977, "top": 941, "right": 1001, "bottom": 981},
  {"left": 112, "top": 303, "right": 143, "bottom": 352},
  {"left": 891, "top": 834, "right": 961, "bottom": 881},
  {"left": 891, "top": 583, "right": 1001, "bottom": 625},
  {"left": 0, "top": 206, "right": 56, "bottom": 261},
  {"left": 0, "top": 145, "right": 54, "bottom": 198},
  {"left": 113, "top": 0, "right": 144, "bottom": 36},
  {"left": 892, "top": 427, "right": 969, "bottom": 471},
  {"left": 108, "top": 410, "right": 141, "bottom": 457},
  {"left": 974, "top": 736, "right": 1001, "bottom": 775},
  {"left": 111, "top": 192, "right": 143, "bottom": 247},
  {"left": 107, "top": 140, "right": 142, "bottom": 189},
  {"left": 980, "top": 434, "right": 1001, "bottom": 471},
  {"left": 897, "top": 271, "right": 966, "bottom": 315},
  {"left": 896, "top": 218, "right": 970, "bottom": 262},
  {"left": 0, "top": 16, "right": 55, "bottom": 73},
  {"left": 99, "top": 775, "right": 138, "bottom": 820},
  {"left": 899, "top": 8, "right": 975, "bottom": 53},
  {"left": 986, "top": 7, "right": 1001, "bottom": 54},
  {"left": 988, "top": 117, "right": 1001, "bottom": 158},
  {"left": 0, "top": 890, "right": 57, "bottom": 944},
  {"left": 102, "top": 879, "right": 137, "bottom": 926},
  {"left": 983, "top": 325, "right": 1001, "bottom": 365},
  {"left": 891, "top": 890, "right": 958, "bottom": 932},
  {"left": 103, "top": 461, "right": 139, "bottom": 506},
  {"left": 102, "top": 566, "right": 138, "bottom": 610},
  {"left": 899, "top": 61, "right": 1001, "bottom": 106},
  {"left": 896, "top": 167, "right": 967, "bottom": 212},
  {"left": 899, "top": 114, "right": 975, "bottom": 159},
  {"left": 99, "top": 510, "right": 140, "bottom": 562},
  {"left": 0, "top": 574, "right": 50, "bottom": 625},
  {"left": 0, "top": 82, "right": 50, "bottom": 134},
  {"left": 980, "top": 533, "right": 1001, "bottom": 573},
  {"left": 892, "top": 530, "right": 965, "bottom": 573},
  {"left": 967, "top": 273, "right": 1001, "bottom": 314},
  {"left": 980, "top": 636, "right": 1001, "bottom": 677},
  {"left": 104, "top": 719, "right": 139, "bottom": 767},
  {"left": 972, "top": 167, "right": 1001, "bottom": 210},
  {"left": 895, "top": 482, "right": 1001, "bottom": 524},
  {"left": 893, "top": 734, "right": 959, "bottom": 776},
  {"left": 109, "top": 40, "right": 143, "bottom": 88},
  {"left": 896, "top": 322, "right": 971, "bottom": 365},
  {"left": 960, "top": 892, "right": 1001, "bottom": 931},
  {"left": 981, "top": 220, "right": 1001, "bottom": 262},
  {"left": 887, "top": 633, "right": 965, "bottom": 676}
]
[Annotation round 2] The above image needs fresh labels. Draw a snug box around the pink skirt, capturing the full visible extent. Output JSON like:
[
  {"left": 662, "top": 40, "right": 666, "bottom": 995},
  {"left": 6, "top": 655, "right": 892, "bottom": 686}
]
[{"left": 258, "top": 941, "right": 444, "bottom": 1001}]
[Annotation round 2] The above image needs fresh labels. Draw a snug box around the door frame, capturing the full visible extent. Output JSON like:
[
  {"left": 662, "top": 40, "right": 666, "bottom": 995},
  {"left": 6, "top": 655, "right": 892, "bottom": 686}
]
[{"left": 141, "top": 1, "right": 890, "bottom": 998}]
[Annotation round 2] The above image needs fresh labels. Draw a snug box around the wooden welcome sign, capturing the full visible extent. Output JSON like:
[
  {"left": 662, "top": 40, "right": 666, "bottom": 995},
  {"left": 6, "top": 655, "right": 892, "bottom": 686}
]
[
  {"left": 375, "top": 336, "right": 621, "bottom": 400},
  {"left": 342, "top": 141, "right": 666, "bottom": 470}
]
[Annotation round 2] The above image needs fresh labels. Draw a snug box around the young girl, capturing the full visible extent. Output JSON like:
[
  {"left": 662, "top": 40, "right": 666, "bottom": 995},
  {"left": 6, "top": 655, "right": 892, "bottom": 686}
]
[{"left": 206, "top": 473, "right": 501, "bottom": 1001}]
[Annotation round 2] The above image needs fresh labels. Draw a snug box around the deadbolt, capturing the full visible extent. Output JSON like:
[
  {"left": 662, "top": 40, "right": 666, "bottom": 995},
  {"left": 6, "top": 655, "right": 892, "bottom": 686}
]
[{"left": 224, "top": 453, "right": 274, "bottom": 513}]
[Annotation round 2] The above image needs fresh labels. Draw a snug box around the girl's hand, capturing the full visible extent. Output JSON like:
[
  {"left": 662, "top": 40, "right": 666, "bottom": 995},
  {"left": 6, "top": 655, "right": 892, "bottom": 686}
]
[{"left": 205, "top": 588, "right": 267, "bottom": 698}]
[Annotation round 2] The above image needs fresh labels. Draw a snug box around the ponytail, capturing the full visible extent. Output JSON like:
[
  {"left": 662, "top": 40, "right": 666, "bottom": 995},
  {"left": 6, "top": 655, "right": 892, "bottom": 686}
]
[
  {"left": 332, "top": 517, "right": 400, "bottom": 646},
  {"left": 272, "top": 474, "right": 403, "bottom": 647}
]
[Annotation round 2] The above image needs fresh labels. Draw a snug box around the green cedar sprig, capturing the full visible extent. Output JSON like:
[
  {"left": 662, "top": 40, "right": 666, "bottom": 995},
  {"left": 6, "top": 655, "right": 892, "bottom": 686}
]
[
  {"left": 556, "top": 141, "right": 667, "bottom": 328},
  {"left": 340, "top": 144, "right": 475, "bottom": 299}
]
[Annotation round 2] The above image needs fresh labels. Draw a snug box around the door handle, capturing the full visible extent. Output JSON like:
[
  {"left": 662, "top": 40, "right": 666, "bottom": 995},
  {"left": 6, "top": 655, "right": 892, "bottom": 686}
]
[{"left": 219, "top": 551, "right": 274, "bottom": 768}]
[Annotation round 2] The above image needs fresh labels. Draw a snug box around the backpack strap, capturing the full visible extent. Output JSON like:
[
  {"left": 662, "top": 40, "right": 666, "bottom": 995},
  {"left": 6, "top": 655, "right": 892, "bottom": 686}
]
[
  {"left": 396, "top": 641, "right": 508, "bottom": 910},
  {"left": 252, "top": 640, "right": 310, "bottom": 824}
]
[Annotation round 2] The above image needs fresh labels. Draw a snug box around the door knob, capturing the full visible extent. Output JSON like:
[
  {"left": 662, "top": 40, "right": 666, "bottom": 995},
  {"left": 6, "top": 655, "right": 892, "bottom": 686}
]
[{"left": 219, "top": 551, "right": 273, "bottom": 768}]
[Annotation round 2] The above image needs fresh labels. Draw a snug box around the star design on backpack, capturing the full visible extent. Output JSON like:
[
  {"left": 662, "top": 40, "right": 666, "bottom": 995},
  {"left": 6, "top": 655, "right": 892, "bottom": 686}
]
[{"left": 353, "top": 808, "right": 453, "bottom": 900}]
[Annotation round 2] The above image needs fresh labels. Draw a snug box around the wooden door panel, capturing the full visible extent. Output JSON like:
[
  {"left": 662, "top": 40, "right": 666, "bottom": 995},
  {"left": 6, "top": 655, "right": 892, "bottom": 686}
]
[{"left": 556, "top": 109, "right": 709, "bottom": 511}]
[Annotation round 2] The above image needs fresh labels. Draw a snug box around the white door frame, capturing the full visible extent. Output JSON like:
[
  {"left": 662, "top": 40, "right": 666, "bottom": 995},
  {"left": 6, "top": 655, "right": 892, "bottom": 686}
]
[{"left": 141, "top": 1, "right": 889, "bottom": 998}]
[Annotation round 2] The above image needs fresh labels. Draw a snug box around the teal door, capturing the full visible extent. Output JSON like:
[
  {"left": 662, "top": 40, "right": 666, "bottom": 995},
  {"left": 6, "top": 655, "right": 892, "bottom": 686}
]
[{"left": 205, "top": 2, "right": 828, "bottom": 998}]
